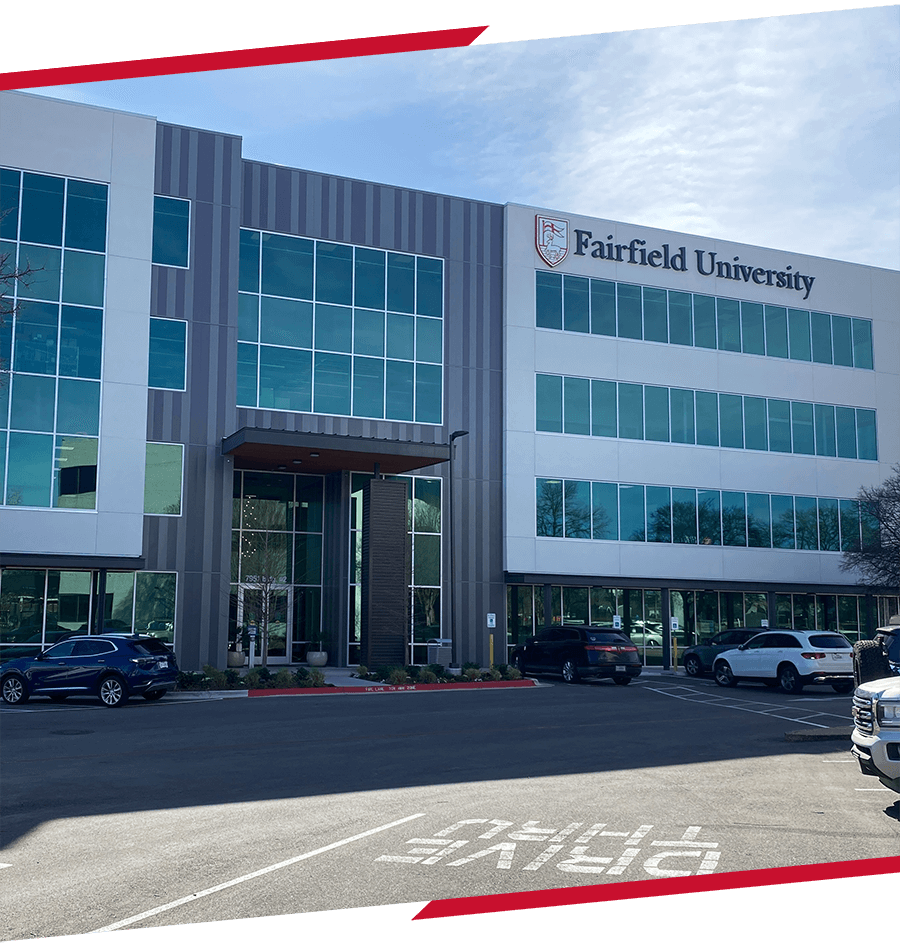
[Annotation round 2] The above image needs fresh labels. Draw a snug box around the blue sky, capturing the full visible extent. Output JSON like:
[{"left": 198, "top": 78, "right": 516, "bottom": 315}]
[{"left": 32, "top": 6, "right": 899, "bottom": 268}]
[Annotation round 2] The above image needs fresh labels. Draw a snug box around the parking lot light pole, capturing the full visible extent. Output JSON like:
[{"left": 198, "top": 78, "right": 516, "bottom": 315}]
[{"left": 448, "top": 430, "right": 468, "bottom": 668}]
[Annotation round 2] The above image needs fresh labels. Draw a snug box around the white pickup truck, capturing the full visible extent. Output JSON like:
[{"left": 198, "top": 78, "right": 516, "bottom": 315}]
[{"left": 851, "top": 675, "right": 900, "bottom": 793}]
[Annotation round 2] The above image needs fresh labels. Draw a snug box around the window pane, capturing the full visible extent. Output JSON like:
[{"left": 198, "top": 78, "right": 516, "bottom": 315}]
[
  {"left": 18, "top": 244, "right": 61, "bottom": 301},
  {"left": 840, "top": 500, "right": 861, "bottom": 552},
  {"left": 791, "top": 402, "right": 815, "bottom": 455},
  {"left": 314, "top": 242, "right": 353, "bottom": 305},
  {"left": 262, "top": 233, "right": 313, "bottom": 300},
  {"left": 242, "top": 471, "right": 293, "bottom": 531},
  {"left": 62, "top": 250, "right": 104, "bottom": 307},
  {"left": 831, "top": 315, "right": 853, "bottom": 367},
  {"left": 768, "top": 399, "right": 792, "bottom": 453},
  {"left": 764, "top": 305, "right": 789, "bottom": 358},
  {"left": 416, "top": 316, "right": 442, "bottom": 363},
  {"left": 260, "top": 297, "right": 312, "bottom": 348},
  {"left": 717, "top": 298, "right": 741, "bottom": 352},
  {"left": 20, "top": 173, "right": 64, "bottom": 246},
  {"left": 295, "top": 475, "right": 323, "bottom": 532},
  {"left": 740, "top": 302, "right": 765, "bottom": 355},
  {"left": 148, "top": 318, "right": 187, "bottom": 389},
  {"left": 238, "top": 293, "right": 259, "bottom": 342},
  {"left": 771, "top": 495, "right": 795, "bottom": 549},
  {"left": 354, "top": 309, "right": 384, "bottom": 356},
  {"left": 0, "top": 568, "right": 46, "bottom": 644},
  {"left": 536, "top": 374, "right": 562, "bottom": 433},
  {"left": 54, "top": 305, "right": 100, "bottom": 381},
  {"left": 10, "top": 374, "right": 54, "bottom": 431},
  {"left": 818, "top": 498, "right": 839, "bottom": 551},
  {"left": 313, "top": 352, "right": 351, "bottom": 414},
  {"left": 57, "top": 379, "right": 100, "bottom": 435},
  {"left": 0, "top": 169, "right": 21, "bottom": 240},
  {"left": 646, "top": 485, "right": 671, "bottom": 542},
  {"left": 144, "top": 443, "right": 183, "bottom": 514},
  {"left": 747, "top": 493, "right": 771, "bottom": 547},
  {"left": 564, "top": 480, "right": 591, "bottom": 538},
  {"left": 814, "top": 403, "right": 836, "bottom": 457},
  {"left": 669, "top": 388, "right": 695, "bottom": 444},
  {"left": 810, "top": 311, "right": 833, "bottom": 364},
  {"left": 53, "top": 435, "right": 97, "bottom": 509},
  {"left": 536, "top": 271, "right": 562, "bottom": 329},
  {"left": 856, "top": 409, "right": 877, "bottom": 460},
  {"left": 134, "top": 573, "right": 176, "bottom": 643},
  {"left": 672, "top": 487, "right": 697, "bottom": 544},
  {"left": 352, "top": 357, "right": 384, "bottom": 418},
  {"left": 618, "top": 383, "right": 643, "bottom": 439},
  {"left": 698, "top": 489, "right": 721, "bottom": 545},
  {"left": 239, "top": 229, "right": 260, "bottom": 293},
  {"left": 152, "top": 196, "right": 190, "bottom": 267},
  {"left": 414, "top": 363, "right": 442, "bottom": 424},
  {"left": 416, "top": 257, "right": 442, "bottom": 317},
  {"left": 851, "top": 319, "right": 873, "bottom": 370},
  {"left": 563, "top": 275, "right": 589, "bottom": 333},
  {"left": 719, "top": 394, "right": 743, "bottom": 449},
  {"left": 695, "top": 391, "right": 719, "bottom": 446},
  {"left": 643, "top": 287, "right": 668, "bottom": 343},
  {"left": 237, "top": 343, "right": 258, "bottom": 407},
  {"left": 294, "top": 534, "right": 323, "bottom": 585},
  {"left": 259, "top": 346, "right": 312, "bottom": 412},
  {"left": 590, "top": 279, "right": 615, "bottom": 336},
  {"left": 591, "top": 482, "right": 617, "bottom": 539},
  {"left": 838, "top": 595, "right": 860, "bottom": 637},
  {"left": 563, "top": 376, "right": 590, "bottom": 435},
  {"left": 591, "top": 380, "right": 616, "bottom": 437},
  {"left": 314, "top": 304, "right": 352, "bottom": 353},
  {"left": 65, "top": 180, "right": 107, "bottom": 253},
  {"left": 413, "top": 478, "right": 441, "bottom": 533},
  {"left": 744, "top": 396, "right": 767, "bottom": 451},
  {"left": 536, "top": 478, "right": 563, "bottom": 537},
  {"left": 619, "top": 485, "right": 645, "bottom": 541},
  {"left": 386, "top": 312, "right": 415, "bottom": 360},
  {"left": 668, "top": 291, "right": 692, "bottom": 346},
  {"left": 788, "top": 309, "right": 811, "bottom": 361},
  {"left": 693, "top": 295, "right": 716, "bottom": 349},
  {"left": 616, "top": 283, "right": 642, "bottom": 339},
  {"left": 387, "top": 252, "right": 415, "bottom": 313},
  {"left": 644, "top": 385, "right": 669, "bottom": 442},
  {"left": 354, "top": 247, "right": 385, "bottom": 310},
  {"left": 794, "top": 496, "right": 819, "bottom": 549},
  {"left": 722, "top": 491, "right": 747, "bottom": 546},
  {"left": 385, "top": 360, "right": 414, "bottom": 421},
  {"left": 6, "top": 433, "right": 52, "bottom": 506}
]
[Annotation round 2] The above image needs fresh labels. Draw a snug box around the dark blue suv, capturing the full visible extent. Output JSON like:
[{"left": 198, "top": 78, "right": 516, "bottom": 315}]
[{"left": 0, "top": 634, "right": 178, "bottom": 707}]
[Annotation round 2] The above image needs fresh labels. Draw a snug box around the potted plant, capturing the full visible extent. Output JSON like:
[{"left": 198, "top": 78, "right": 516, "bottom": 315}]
[{"left": 306, "top": 638, "right": 328, "bottom": 667}]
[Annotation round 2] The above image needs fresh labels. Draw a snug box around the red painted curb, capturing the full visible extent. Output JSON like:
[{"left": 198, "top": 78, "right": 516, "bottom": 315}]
[{"left": 247, "top": 679, "right": 537, "bottom": 697}]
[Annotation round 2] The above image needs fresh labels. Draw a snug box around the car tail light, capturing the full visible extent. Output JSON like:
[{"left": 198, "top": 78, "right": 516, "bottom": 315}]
[
  {"left": 800, "top": 652, "right": 826, "bottom": 660},
  {"left": 619, "top": 645, "right": 639, "bottom": 654},
  {"left": 586, "top": 645, "right": 618, "bottom": 652},
  {"left": 130, "top": 657, "right": 157, "bottom": 668}
]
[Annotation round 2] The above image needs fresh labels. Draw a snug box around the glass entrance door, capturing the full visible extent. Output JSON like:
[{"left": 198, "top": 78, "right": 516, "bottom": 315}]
[{"left": 237, "top": 585, "right": 291, "bottom": 664}]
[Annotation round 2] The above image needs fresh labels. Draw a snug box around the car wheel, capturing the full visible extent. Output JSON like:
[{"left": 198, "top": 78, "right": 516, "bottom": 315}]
[
  {"left": 613, "top": 675, "right": 631, "bottom": 686},
  {"left": 98, "top": 675, "right": 128, "bottom": 707},
  {"left": 561, "top": 660, "right": 579, "bottom": 684},
  {"left": 142, "top": 691, "right": 165, "bottom": 701},
  {"left": 853, "top": 639, "right": 891, "bottom": 686},
  {"left": 1, "top": 675, "right": 28, "bottom": 705},
  {"left": 714, "top": 661, "right": 737, "bottom": 688},
  {"left": 832, "top": 681, "right": 853, "bottom": 694},
  {"left": 778, "top": 664, "right": 804, "bottom": 694},
  {"left": 684, "top": 655, "right": 702, "bottom": 677}
]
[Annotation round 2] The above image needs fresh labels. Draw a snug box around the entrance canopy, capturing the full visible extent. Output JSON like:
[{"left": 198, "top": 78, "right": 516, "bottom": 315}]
[{"left": 221, "top": 428, "right": 451, "bottom": 475}]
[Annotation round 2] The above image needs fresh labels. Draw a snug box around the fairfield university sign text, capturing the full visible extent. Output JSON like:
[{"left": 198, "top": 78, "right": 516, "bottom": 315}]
[{"left": 535, "top": 215, "right": 816, "bottom": 301}]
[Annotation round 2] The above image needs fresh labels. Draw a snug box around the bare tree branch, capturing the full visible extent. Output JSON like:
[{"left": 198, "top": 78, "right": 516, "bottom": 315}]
[{"left": 841, "top": 464, "right": 900, "bottom": 590}]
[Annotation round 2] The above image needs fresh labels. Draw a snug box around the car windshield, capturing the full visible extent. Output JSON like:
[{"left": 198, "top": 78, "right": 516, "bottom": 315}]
[
  {"left": 131, "top": 639, "right": 172, "bottom": 656},
  {"left": 808, "top": 634, "right": 851, "bottom": 649},
  {"left": 586, "top": 633, "right": 631, "bottom": 644}
]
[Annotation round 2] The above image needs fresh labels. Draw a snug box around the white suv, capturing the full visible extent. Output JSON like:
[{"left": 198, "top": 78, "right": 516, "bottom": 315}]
[
  {"left": 713, "top": 630, "right": 854, "bottom": 694},
  {"left": 851, "top": 676, "right": 900, "bottom": 793}
]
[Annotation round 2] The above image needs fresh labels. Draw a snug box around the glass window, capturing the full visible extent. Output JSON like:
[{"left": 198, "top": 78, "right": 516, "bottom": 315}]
[
  {"left": 260, "top": 297, "right": 312, "bottom": 349},
  {"left": 840, "top": 500, "right": 861, "bottom": 552},
  {"left": 794, "top": 496, "right": 819, "bottom": 549},
  {"left": 413, "top": 478, "right": 441, "bottom": 533},
  {"left": 65, "top": 180, "right": 107, "bottom": 253},
  {"left": 591, "top": 482, "right": 617, "bottom": 540},
  {"left": 764, "top": 305, "right": 789, "bottom": 358},
  {"left": 791, "top": 402, "right": 815, "bottom": 455},
  {"left": 315, "top": 242, "right": 353, "bottom": 305},
  {"left": 838, "top": 595, "right": 859, "bottom": 638},
  {"left": 56, "top": 379, "right": 100, "bottom": 436},
  {"left": 717, "top": 298, "right": 741, "bottom": 352},
  {"left": 536, "top": 271, "right": 562, "bottom": 330},
  {"left": 616, "top": 283, "right": 642, "bottom": 339},
  {"left": 20, "top": 173, "right": 64, "bottom": 246},
  {"left": 144, "top": 442, "right": 183, "bottom": 515},
  {"left": 237, "top": 342, "right": 258, "bottom": 407},
  {"left": 10, "top": 374, "right": 55, "bottom": 432},
  {"left": 771, "top": 495, "right": 795, "bottom": 549},
  {"left": 387, "top": 253, "right": 415, "bottom": 313},
  {"left": 747, "top": 493, "right": 771, "bottom": 547},
  {"left": 536, "top": 374, "right": 563, "bottom": 433},
  {"left": 259, "top": 346, "right": 311, "bottom": 412},
  {"left": 643, "top": 287, "right": 668, "bottom": 343},
  {"left": 719, "top": 394, "right": 744, "bottom": 449},
  {"left": 831, "top": 315, "right": 853, "bottom": 367},
  {"left": 721, "top": 491, "right": 747, "bottom": 547},
  {"left": 294, "top": 534, "right": 323, "bottom": 585},
  {"left": 619, "top": 485, "right": 645, "bottom": 542},
  {"left": 814, "top": 403, "right": 836, "bottom": 457},
  {"left": 53, "top": 435, "right": 97, "bottom": 508},
  {"left": 740, "top": 302, "right": 765, "bottom": 355},
  {"left": 239, "top": 229, "right": 261, "bottom": 293},
  {"left": 18, "top": 244, "right": 61, "bottom": 301},
  {"left": 261, "top": 233, "right": 313, "bottom": 300},
  {"left": 856, "top": 409, "right": 877, "bottom": 460},
  {"left": 416, "top": 317, "right": 442, "bottom": 364},
  {"left": 536, "top": 478, "right": 563, "bottom": 537},
  {"left": 354, "top": 309, "right": 384, "bottom": 356},
  {"left": 355, "top": 248, "right": 385, "bottom": 310},
  {"left": 62, "top": 250, "right": 104, "bottom": 307},
  {"left": 668, "top": 291, "right": 692, "bottom": 346},
  {"left": 672, "top": 487, "right": 697, "bottom": 544},
  {"left": 590, "top": 279, "right": 615, "bottom": 336},
  {"left": 241, "top": 471, "right": 293, "bottom": 531},
  {"left": 564, "top": 480, "right": 591, "bottom": 538},
  {"left": 788, "top": 309, "right": 811, "bottom": 361},
  {"left": 767, "top": 399, "right": 792, "bottom": 453},
  {"left": 851, "top": 319, "right": 873, "bottom": 370},
  {"left": 670, "top": 388, "right": 695, "bottom": 444},
  {"left": 692, "top": 295, "right": 716, "bottom": 349},
  {"left": 416, "top": 257, "right": 442, "bottom": 317},
  {"left": 810, "top": 311, "right": 833, "bottom": 364},
  {"left": 134, "top": 572, "right": 176, "bottom": 644},
  {"left": 618, "top": 383, "right": 644, "bottom": 439},
  {"left": 385, "top": 360, "right": 414, "bottom": 421},
  {"left": 695, "top": 391, "right": 719, "bottom": 446},
  {"left": 698, "top": 489, "right": 721, "bottom": 545},
  {"left": 563, "top": 376, "right": 590, "bottom": 436},
  {"left": 59, "top": 305, "right": 102, "bottom": 379},
  {"left": 646, "top": 485, "right": 671, "bottom": 542},
  {"left": 6, "top": 432, "right": 52, "bottom": 506},
  {"left": 151, "top": 196, "right": 190, "bottom": 268},
  {"left": 591, "top": 380, "right": 616, "bottom": 438},
  {"left": 352, "top": 356, "right": 384, "bottom": 419},
  {"left": 818, "top": 498, "right": 839, "bottom": 551},
  {"left": 148, "top": 318, "right": 187, "bottom": 390},
  {"left": 314, "top": 352, "right": 351, "bottom": 415},
  {"left": 0, "top": 169, "right": 21, "bottom": 240},
  {"left": 414, "top": 363, "right": 442, "bottom": 424},
  {"left": 386, "top": 312, "right": 415, "bottom": 360},
  {"left": 563, "top": 275, "right": 589, "bottom": 333},
  {"left": 744, "top": 397, "right": 767, "bottom": 451},
  {"left": 644, "top": 386, "right": 669, "bottom": 442},
  {"left": 314, "top": 304, "right": 352, "bottom": 353}
]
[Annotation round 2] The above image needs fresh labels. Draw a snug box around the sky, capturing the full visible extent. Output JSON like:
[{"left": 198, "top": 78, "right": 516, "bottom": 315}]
[{"left": 31, "top": 6, "right": 900, "bottom": 269}]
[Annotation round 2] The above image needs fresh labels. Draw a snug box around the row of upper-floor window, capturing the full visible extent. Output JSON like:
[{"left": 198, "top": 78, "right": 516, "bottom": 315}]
[
  {"left": 535, "top": 477, "right": 877, "bottom": 552},
  {"left": 535, "top": 271, "right": 875, "bottom": 369},
  {"left": 535, "top": 374, "right": 878, "bottom": 461}
]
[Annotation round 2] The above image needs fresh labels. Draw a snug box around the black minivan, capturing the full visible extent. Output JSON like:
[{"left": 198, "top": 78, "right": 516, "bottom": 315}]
[{"left": 510, "top": 625, "right": 642, "bottom": 685}]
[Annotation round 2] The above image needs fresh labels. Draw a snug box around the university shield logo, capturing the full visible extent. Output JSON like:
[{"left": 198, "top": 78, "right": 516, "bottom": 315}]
[{"left": 535, "top": 215, "right": 569, "bottom": 267}]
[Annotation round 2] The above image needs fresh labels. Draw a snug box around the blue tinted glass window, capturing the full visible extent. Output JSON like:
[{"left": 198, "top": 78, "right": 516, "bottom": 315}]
[
  {"left": 672, "top": 488, "right": 697, "bottom": 544},
  {"left": 788, "top": 309, "right": 811, "bottom": 361},
  {"left": 835, "top": 406, "right": 857, "bottom": 459},
  {"left": 740, "top": 302, "right": 765, "bottom": 355},
  {"left": 764, "top": 305, "right": 788, "bottom": 358},
  {"left": 647, "top": 485, "right": 671, "bottom": 542},
  {"left": 416, "top": 317, "right": 442, "bottom": 363},
  {"left": 619, "top": 485, "right": 646, "bottom": 542},
  {"left": 856, "top": 409, "right": 877, "bottom": 460},
  {"left": 591, "top": 482, "right": 618, "bottom": 540},
  {"left": 563, "top": 376, "right": 590, "bottom": 435},
  {"left": 668, "top": 291, "right": 692, "bottom": 346},
  {"left": 717, "top": 298, "right": 741, "bottom": 352},
  {"left": 851, "top": 319, "right": 873, "bottom": 370},
  {"left": 693, "top": 295, "right": 716, "bottom": 349},
  {"left": 20, "top": 173, "right": 64, "bottom": 246},
  {"left": 644, "top": 386, "right": 669, "bottom": 442},
  {"left": 65, "top": 180, "right": 107, "bottom": 252},
  {"left": 810, "top": 312, "right": 833, "bottom": 364},
  {"left": 59, "top": 305, "right": 102, "bottom": 379},
  {"left": 536, "top": 271, "right": 562, "bottom": 329},
  {"left": 590, "top": 279, "right": 616, "bottom": 336},
  {"left": 416, "top": 257, "right": 442, "bottom": 317},
  {"left": 840, "top": 500, "right": 861, "bottom": 552},
  {"left": 771, "top": 495, "right": 795, "bottom": 549},
  {"left": 791, "top": 402, "right": 815, "bottom": 455},
  {"left": 56, "top": 379, "right": 100, "bottom": 436},
  {"left": 768, "top": 399, "right": 792, "bottom": 453},
  {"left": 260, "top": 346, "right": 312, "bottom": 412},
  {"left": 719, "top": 394, "right": 743, "bottom": 449},
  {"left": 352, "top": 357, "right": 384, "bottom": 418},
  {"left": 62, "top": 250, "right": 104, "bottom": 307},
  {"left": 814, "top": 403, "right": 836, "bottom": 457},
  {"left": 0, "top": 169, "right": 20, "bottom": 240},
  {"left": 386, "top": 313, "right": 415, "bottom": 360},
  {"left": 238, "top": 293, "right": 259, "bottom": 342},
  {"left": 747, "top": 493, "right": 771, "bottom": 548},
  {"left": 262, "top": 234, "right": 312, "bottom": 300},
  {"left": 18, "top": 244, "right": 61, "bottom": 301},
  {"left": 354, "top": 309, "right": 384, "bottom": 356},
  {"left": 152, "top": 196, "right": 190, "bottom": 267},
  {"left": 722, "top": 491, "right": 746, "bottom": 546},
  {"left": 616, "top": 284, "right": 642, "bottom": 339},
  {"left": 313, "top": 352, "right": 351, "bottom": 414},
  {"left": 591, "top": 380, "right": 616, "bottom": 437},
  {"left": 831, "top": 315, "right": 853, "bottom": 367},
  {"left": 643, "top": 288, "right": 668, "bottom": 343},
  {"left": 148, "top": 318, "right": 187, "bottom": 390},
  {"left": 387, "top": 253, "right": 415, "bottom": 313},
  {"left": 385, "top": 360, "right": 414, "bottom": 421},
  {"left": 239, "top": 229, "right": 261, "bottom": 293},
  {"left": 818, "top": 498, "right": 839, "bottom": 551},
  {"left": 261, "top": 297, "right": 312, "bottom": 348},
  {"left": 6, "top": 432, "right": 53, "bottom": 506},
  {"left": 695, "top": 391, "right": 718, "bottom": 446},
  {"left": 563, "top": 275, "right": 589, "bottom": 333},
  {"left": 355, "top": 248, "right": 385, "bottom": 310},
  {"left": 415, "top": 364, "right": 442, "bottom": 424},
  {"left": 698, "top": 490, "right": 721, "bottom": 545},
  {"left": 14, "top": 301, "right": 58, "bottom": 374},
  {"left": 536, "top": 478, "right": 563, "bottom": 537},
  {"left": 10, "top": 374, "right": 55, "bottom": 431},
  {"left": 744, "top": 397, "right": 767, "bottom": 451},
  {"left": 564, "top": 480, "right": 591, "bottom": 538},
  {"left": 237, "top": 343, "right": 258, "bottom": 407},
  {"left": 794, "top": 496, "right": 818, "bottom": 549},
  {"left": 670, "top": 388, "right": 695, "bottom": 444},
  {"left": 618, "top": 383, "right": 643, "bottom": 439},
  {"left": 314, "top": 304, "right": 352, "bottom": 353},
  {"left": 315, "top": 242, "right": 353, "bottom": 305}
]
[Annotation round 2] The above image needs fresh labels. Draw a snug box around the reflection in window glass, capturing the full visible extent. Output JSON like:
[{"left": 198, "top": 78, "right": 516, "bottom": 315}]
[
  {"left": 315, "top": 243, "right": 353, "bottom": 305},
  {"left": 152, "top": 196, "right": 190, "bottom": 268},
  {"left": 788, "top": 309, "right": 811, "bottom": 361},
  {"left": 698, "top": 490, "right": 721, "bottom": 545},
  {"left": 592, "top": 482, "right": 617, "bottom": 540},
  {"left": 563, "top": 377, "right": 590, "bottom": 436},
  {"left": 590, "top": 280, "right": 615, "bottom": 336},
  {"left": 18, "top": 244, "right": 61, "bottom": 300},
  {"left": 591, "top": 380, "right": 616, "bottom": 438},
  {"left": 56, "top": 379, "right": 100, "bottom": 436},
  {"left": 644, "top": 386, "right": 669, "bottom": 442},
  {"left": 771, "top": 495, "right": 795, "bottom": 549},
  {"left": 53, "top": 436, "right": 97, "bottom": 508},
  {"left": 818, "top": 498, "right": 839, "bottom": 551},
  {"left": 794, "top": 496, "right": 819, "bottom": 550},
  {"left": 616, "top": 284, "right": 642, "bottom": 339},
  {"left": 744, "top": 397, "right": 767, "bottom": 451},
  {"left": 134, "top": 573, "right": 176, "bottom": 644},
  {"left": 62, "top": 250, "right": 104, "bottom": 307},
  {"left": 536, "top": 478, "right": 563, "bottom": 537},
  {"left": 768, "top": 399, "right": 792, "bottom": 453},
  {"left": 387, "top": 253, "right": 415, "bottom": 313},
  {"left": 722, "top": 491, "right": 746, "bottom": 547},
  {"left": 747, "top": 493, "right": 771, "bottom": 548},
  {"left": 741, "top": 302, "right": 765, "bottom": 355},
  {"left": 259, "top": 346, "right": 311, "bottom": 412},
  {"left": 646, "top": 486, "right": 671, "bottom": 542},
  {"left": 693, "top": 295, "right": 717, "bottom": 349},
  {"left": 20, "top": 173, "right": 64, "bottom": 246},
  {"left": 564, "top": 480, "right": 591, "bottom": 538},
  {"left": 668, "top": 291, "right": 692, "bottom": 346},
  {"left": 14, "top": 301, "right": 58, "bottom": 374},
  {"left": 670, "top": 388, "right": 695, "bottom": 444},
  {"left": 618, "top": 383, "right": 643, "bottom": 439},
  {"left": 619, "top": 485, "right": 645, "bottom": 542},
  {"left": 65, "top": 180, "right": 107, "bottom": 253},
  {"left": 791, "top": 402, "right": 815, "bottom": 455},
  {"left": 536, "top": 374, "right": 562, "bottom": 432},
  {"left": 563, "top": 275, "right": 589, "bottom": 333},
  {"left": 6, "top": 432, "right": 53, "bottom": 506},
  {"left": 831, "top": 315, "right": 853, "bottom": 367},
  {"left": 536, "top": 271, "right": 562, "bottom": 329},
  {"left": 716, "top": 298, "right": 741, "bottom": 352},
  {"left": 313, "top": 352, "right": 351, "bottom": 415},
  {"left": 260, "top": 297, "right": 311, "bottom": 348},
  {"left": 148, "top": 318, "right": 187, "bottom": 390},
  {"left": 643, "top": 287, "right": 667, "bottom": 343},
  {"left": 144, "top": 442, "right": 184, "bottom": 515},
  {"left": 764, "top": 306, "right": 789, "bottom": 358},
  {"left": 840, "top": 500, "right": 861, "bottom": 552},
  {"left": 672, "top": 488, "right": 697, "bottom": 544},
  {"left": 59, "top": 306, "right": 102, "bottom": 379},
  {"left": 856, "top": 409, "right": 877, "bottom": 460},
  {"left": 10, "top": 373, "right": 55, "bottom": 431},
  {"left": 719, "top": 394, "right": 743, "bottom": 449},
  {"left": 851, "top": 319, "right": 873, "bottom": 370}
]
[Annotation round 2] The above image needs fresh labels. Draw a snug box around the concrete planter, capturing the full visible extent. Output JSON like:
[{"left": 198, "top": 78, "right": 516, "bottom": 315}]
[
  {"left": 227, "top": 650, "right": 246, "bottom": 668},
  {"left": 306, "top": 650, "right": 328, "bottom": 667}
]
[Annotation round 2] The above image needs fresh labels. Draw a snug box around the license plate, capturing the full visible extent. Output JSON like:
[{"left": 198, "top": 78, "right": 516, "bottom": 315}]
[
  {"left": 831, "top": 654, "right": 842, "bottom": 660},
  {"left": 157, "top": 660, "right": 168, "bottom": 669},
  {"left": 615, "top": 665, "right": 626, "bottom": 672}
]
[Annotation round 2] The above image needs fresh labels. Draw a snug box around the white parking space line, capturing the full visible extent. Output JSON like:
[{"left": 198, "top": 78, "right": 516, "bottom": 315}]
[
  {"left": 91, "top": 813, "right": 426, "bottom": 933},
  {"left": 854, "top": 788, "right": 894, "bottom": 792}
]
